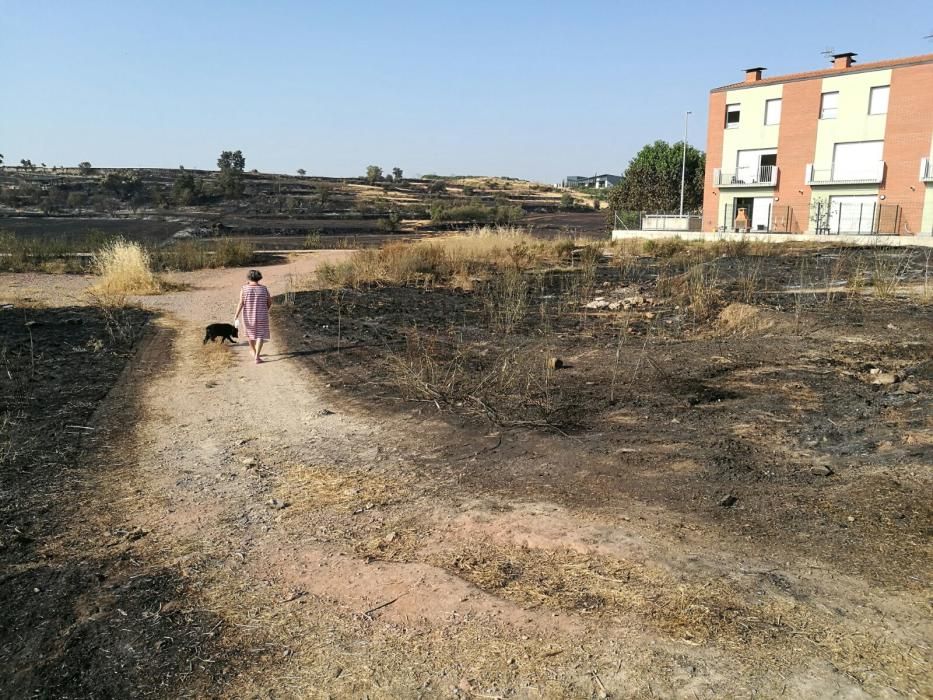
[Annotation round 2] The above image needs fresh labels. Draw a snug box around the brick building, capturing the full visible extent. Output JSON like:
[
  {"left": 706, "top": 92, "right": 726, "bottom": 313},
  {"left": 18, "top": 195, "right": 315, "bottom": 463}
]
[{"left": 702, "top": 52, "right": 933, "bottom": 236}]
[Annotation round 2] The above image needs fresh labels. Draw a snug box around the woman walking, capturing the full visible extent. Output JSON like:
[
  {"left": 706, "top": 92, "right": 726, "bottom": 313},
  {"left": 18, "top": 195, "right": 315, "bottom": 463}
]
[{"left": 234, "top": 269, "right": 272, "bottom": 363}]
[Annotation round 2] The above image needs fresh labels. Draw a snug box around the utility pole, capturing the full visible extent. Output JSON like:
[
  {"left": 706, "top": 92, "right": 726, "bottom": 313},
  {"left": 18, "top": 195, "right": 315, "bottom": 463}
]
[{"left": 679, "top": 110, "right": 692, "bottom": 216}]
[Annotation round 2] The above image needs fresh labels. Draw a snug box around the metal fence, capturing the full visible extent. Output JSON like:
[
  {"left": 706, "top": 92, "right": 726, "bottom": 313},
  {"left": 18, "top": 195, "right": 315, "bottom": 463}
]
[
  {"left": 715, "top": 165, "right": 777, "bottom": 186},
  {"left": 720, "top": 201, "right": 902, "bottom": 235},
  {"left": 810, "top": 200, "right": 901, "bottom": 235}
]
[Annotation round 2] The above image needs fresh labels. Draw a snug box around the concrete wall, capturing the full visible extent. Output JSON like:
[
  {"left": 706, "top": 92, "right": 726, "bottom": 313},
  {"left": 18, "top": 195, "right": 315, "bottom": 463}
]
[{"left": 611, "top": 229, "right": 933, "bottom": 246}]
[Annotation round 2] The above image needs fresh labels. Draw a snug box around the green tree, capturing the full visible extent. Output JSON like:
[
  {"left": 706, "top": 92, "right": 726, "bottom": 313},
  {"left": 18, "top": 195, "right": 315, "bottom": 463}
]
[
  {"left": 100, "top": 171, "right": 143, "bottom": 200},
  {"left": 67, "top": 191, "right": 87, "bottom": 210},
  {"left": 78, "top": 161, "right": 92, "bottom": 174},
  {"left": 379, "top": 211, "right": 402, "bottom": 232},
  {"left": 317, "top": 183, "right": 334, "bottom": 207},
  {"left": 217, "top": 150, "right": 246, "bottom": 172},
  {"left": 0, "top": 153, "right": 4, "bottom": 166},
  {"left": 20, "top": 159, "right": 34, "bottom": 170},
  {"left": 559, "top": 191, "right": 574, "bottom": 211},
  {"left": 297, "top": 168, "right": 306, "bottom": 176},
  {"left": 607, "top": 140, "right": 705, "bottom": 217},
  {"left": 217, "top": 150, "right": 246, "bottom": 198},
  {"left": 392, "top": 167, "right": 403, "bottom": 181},
  {"left": 173, "top": 169, "right": 202, "bottom": 206},
  {"left": 365, "top": 165, "right": 383, "bottom": 184}
]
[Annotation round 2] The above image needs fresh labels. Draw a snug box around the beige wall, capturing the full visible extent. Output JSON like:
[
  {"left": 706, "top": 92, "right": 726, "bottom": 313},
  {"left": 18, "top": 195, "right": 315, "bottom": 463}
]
[
  {"left": 721, "top": 84, "right": 783, "bottom": 175},
  {"left": 921, "top": 133, "right": 933, "bottom": 235},
  {"left": 923, "top": 140, "right": 933, "bottom": 234},
  {"left": 921, "top": 187, "right": 933, "bottom": 234},
  {"left": 812, "top": 70, "right": 891, "bottom": 173}
]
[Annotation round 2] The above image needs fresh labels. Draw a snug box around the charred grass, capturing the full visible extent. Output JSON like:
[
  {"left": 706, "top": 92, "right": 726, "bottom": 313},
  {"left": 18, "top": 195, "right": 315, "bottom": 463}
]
[
  {"left": 0, "top": 305, "right": 229, "bottom": 697},
  {"left": 282, "top": 235, "right": 932, "bottom": 590}
]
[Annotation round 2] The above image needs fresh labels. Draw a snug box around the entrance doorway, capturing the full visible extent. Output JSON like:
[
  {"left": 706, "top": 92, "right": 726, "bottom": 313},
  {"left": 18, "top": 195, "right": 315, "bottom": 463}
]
[{"left": 731, "top": 196, "right": 773, "bottom": 232}]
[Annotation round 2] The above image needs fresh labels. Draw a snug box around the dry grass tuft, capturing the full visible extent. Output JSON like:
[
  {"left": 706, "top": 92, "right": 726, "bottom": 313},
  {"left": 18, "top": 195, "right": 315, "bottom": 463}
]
[
  {"left": 90, "top": 240, "right": 163, "bottom": 296},
  {"left": 438, "top": 540, "right": 774, "bottom": 643},
  {"left": 387, "top": 333, "right": 577, "bottom": 429},
  {"left": 315, "top": 226, "right": 604, "bottom": 289},
  {"left": 871, "top": 249, "right": 909, "bottom": 300},
  {"left": 434, "top": 538, "right": 929, "bottom": 687},
  {"left": 274, "top": 464, "right": 399, "bottom": 515},
  {"left": 198, "top": 335, "right": 235, "bottom": 373}
]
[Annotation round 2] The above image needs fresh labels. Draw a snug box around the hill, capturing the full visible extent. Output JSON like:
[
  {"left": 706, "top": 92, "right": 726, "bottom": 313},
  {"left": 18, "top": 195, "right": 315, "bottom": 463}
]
[{"left": 0, "top": 167, "right": 608, "bottom": 248}]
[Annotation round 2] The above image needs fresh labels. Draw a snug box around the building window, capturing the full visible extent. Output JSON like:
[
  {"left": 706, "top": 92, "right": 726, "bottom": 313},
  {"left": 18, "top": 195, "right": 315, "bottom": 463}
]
[
  {"left": 725, "top": 104, "right": 740, "bottom": 128},
  {"left": 869, "top": 85, "right": 889, "bottom": 115},
  {"left": 831, "top": 140, "right": 884, "bottom": 182},
  {"left": 820, "top": 91, "right": 839, "bottom": 119},
  {"left": 764, "top": 98, "right": 782, "bottom": 125}
]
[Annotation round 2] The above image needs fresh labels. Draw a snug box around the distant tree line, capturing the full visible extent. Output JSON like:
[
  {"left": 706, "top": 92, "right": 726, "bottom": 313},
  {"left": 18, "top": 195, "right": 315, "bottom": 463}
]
[{"left": 364, "top": 165, "right": 404, "bottom": 184}]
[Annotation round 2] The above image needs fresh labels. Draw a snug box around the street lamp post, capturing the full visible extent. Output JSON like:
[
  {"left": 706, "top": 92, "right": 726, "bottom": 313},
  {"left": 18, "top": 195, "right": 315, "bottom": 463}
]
[{"left": 679, "top": 110, "right": 692, "bottom": 217}]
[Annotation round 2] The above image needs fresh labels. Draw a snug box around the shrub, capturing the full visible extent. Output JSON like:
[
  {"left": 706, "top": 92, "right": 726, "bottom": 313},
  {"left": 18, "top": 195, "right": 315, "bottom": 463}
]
[
  {"left": 316, "top": 261, "right": 357, "bottom": 288},
  {"left": 163, "top": 240, "right": 210, "bottom": 271},
  {"left": 91, "top": 240, "right": 162, "bottom": 295},
  {"left": 378, "top": 211, "right": 403, "bottom": 232},
  {"left": 0, "top": 231, "right": 92, "bottom": 273},
  {"left": 643, "top": 237, "right": 688, "bottom": 258},
  {"left": 431, "top": 203, "right": 490, "bottom": 223},
  {"left": 483, "top": 267, "right": 529, "bottom": 333},
  {"left": 304, "top": 231, "right": 323, "bottom": 249},
  {"left": 313, "top": 226, "right": 605, "bottom": 290},
  {"left": 212, "top": 238, "right": 255, "bottom": 268}
]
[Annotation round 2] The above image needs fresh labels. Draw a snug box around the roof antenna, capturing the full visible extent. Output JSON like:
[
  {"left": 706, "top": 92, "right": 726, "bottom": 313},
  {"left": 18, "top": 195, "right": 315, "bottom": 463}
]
[{"left": 821, "top": 46, "right": 835, "bottom": 62}]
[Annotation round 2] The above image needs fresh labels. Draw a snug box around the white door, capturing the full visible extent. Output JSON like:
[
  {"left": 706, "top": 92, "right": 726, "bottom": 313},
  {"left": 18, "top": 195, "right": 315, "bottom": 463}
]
[
  {"left": 751, "top": 197, "right": 773, "bottom": 230},
  {"left": 828, "top": 196, "right": 877, "bottom": 234}
]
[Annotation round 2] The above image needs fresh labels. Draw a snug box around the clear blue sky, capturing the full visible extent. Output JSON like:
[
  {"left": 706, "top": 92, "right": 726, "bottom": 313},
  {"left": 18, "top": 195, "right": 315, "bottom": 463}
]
[{"left": 3, "top": 1, "right": 931, "bottom": 183}]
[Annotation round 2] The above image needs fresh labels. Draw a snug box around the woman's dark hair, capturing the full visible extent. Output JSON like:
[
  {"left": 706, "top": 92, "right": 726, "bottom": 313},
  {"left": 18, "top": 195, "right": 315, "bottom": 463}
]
[{"left": 247, "top": 269, "right": 262, "bottom": 282}]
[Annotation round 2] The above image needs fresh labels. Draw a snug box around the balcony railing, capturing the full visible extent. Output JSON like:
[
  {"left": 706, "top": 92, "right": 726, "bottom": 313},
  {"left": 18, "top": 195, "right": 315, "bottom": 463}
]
[
  {"left": 714, "top": 165, "right": 778, "bottom": 187},
  {"left": 806, "top": 161, "right": 885, "bottom": 185},
  {"left": 921, "top": 157, "right": 933, "bottom": 183}
]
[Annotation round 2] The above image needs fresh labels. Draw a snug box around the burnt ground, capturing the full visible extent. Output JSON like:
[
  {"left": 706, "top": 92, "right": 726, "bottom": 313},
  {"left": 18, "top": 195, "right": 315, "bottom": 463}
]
[
  {"left": 281, "top": 247, "right": 932, "bottom": 590},
  {"left": 1, "top": 248, "right": 930, "bottom": 698},
  {"left": 0, "top": 307, "right": 239, "bottom": 698}
]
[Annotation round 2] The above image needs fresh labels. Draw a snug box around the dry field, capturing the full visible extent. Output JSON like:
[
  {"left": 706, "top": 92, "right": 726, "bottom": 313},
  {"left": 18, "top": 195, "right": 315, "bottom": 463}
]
[{"left": 1, "top": 233, "right": 930, "bottom": 698}]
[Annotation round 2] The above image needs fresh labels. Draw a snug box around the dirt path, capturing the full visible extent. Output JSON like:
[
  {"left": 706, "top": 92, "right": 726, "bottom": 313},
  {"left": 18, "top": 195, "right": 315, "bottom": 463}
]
[{"left": 4, "top": 256, "right": 930, "bottom": 698}]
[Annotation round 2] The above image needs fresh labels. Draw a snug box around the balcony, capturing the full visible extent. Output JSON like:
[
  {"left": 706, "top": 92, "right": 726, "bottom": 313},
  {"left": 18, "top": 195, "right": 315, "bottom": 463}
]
[
  {"left": 806, "top": 161, "right": 885, "bottom": 185},
  {"left": 921, "top": 158, "right": 933, "bottom": 183},
  {"left": 714, "top": 165, "right": 778, "bottom": 187}
]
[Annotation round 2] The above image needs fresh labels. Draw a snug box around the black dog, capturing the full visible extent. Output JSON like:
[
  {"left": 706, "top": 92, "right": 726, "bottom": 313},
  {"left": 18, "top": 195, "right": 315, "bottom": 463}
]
[{"left": 203, "top": 323, "right": 238, "bottom": 345}]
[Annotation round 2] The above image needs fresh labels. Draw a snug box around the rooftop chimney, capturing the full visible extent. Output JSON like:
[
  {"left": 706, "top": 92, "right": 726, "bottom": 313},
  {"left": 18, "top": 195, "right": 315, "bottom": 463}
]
[
  {"left": 832, "top": 52, "right": 857, "bottom": 69},
  {"left": 744, "top": 66, "right": 766, "bottom": 83}
]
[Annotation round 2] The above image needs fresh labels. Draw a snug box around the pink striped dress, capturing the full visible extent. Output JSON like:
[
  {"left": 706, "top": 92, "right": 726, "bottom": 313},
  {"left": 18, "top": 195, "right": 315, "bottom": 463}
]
[{"left": 240, "top": 283, "right": 271, "bottom": 340}]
